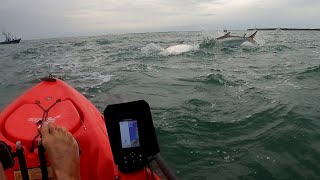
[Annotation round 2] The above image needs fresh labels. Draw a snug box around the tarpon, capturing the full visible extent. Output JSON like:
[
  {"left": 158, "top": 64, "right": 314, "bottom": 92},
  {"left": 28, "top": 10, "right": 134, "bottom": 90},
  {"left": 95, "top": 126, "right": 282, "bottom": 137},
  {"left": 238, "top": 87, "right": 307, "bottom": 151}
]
[{"left": 216, "top": 30, "right": 258, "bottom": 46}]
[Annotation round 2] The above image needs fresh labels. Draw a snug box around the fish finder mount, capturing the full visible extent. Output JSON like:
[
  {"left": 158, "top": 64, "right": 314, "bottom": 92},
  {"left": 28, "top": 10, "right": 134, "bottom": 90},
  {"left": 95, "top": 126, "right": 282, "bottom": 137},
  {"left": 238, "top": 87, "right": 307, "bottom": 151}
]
[
  {"left": 0, "top": 141, "right": 15, "bottom": 170},
  {"left": 104, "top": 100, "right": 160, "bottom": 173}
]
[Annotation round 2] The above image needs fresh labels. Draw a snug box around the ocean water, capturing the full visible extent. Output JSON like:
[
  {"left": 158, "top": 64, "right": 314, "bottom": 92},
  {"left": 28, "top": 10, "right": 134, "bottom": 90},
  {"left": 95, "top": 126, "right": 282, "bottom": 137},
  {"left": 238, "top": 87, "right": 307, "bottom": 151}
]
[{"left": 1, "top": 31, "right": 320, "bottom": 179}]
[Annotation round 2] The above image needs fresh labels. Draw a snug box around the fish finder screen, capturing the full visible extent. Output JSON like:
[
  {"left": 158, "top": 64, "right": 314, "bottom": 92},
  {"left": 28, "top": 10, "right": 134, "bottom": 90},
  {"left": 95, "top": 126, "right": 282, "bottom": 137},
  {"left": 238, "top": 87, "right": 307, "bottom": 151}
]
[{"left": 119, "top": 120, "right": 140, "bottom": 148}]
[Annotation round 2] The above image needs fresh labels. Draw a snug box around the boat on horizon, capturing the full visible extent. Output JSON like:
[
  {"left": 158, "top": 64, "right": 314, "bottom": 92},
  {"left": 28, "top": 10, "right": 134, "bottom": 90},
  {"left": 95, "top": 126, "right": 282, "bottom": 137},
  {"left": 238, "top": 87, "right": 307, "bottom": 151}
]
[{"left": 1, "top": 32, "right": 21, "bottom": 44}]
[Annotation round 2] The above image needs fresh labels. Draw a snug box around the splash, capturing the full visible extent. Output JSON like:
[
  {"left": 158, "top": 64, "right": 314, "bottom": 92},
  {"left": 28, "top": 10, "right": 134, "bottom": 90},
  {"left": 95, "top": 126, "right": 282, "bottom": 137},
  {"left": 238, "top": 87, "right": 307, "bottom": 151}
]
[
  {"left": 160, "top": 44, "right": 200, "bottom": 56},
  {"left": 241, "top": 41, "right": 259, "bottom": 48},
  {"left": 141, "top": 43, "right": 164, "bottom": 54},
  {"left": 141, "top": 43, "right": 199, "bottom": 56}
]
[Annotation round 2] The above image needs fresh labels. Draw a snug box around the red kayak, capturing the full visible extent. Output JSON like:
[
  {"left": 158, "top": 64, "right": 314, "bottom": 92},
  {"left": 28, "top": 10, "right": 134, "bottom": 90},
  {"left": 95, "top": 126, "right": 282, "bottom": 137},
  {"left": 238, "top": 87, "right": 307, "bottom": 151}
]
[{"left": 0, "top": 78, "right": 160, "bottom": 180}]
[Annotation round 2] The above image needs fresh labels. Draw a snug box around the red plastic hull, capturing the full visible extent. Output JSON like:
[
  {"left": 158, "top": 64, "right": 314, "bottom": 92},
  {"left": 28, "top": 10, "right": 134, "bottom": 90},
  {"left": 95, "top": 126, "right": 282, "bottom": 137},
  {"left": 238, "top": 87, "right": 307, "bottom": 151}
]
[{"left": 0, "top": 79, "right": 159, "bottom": 180}]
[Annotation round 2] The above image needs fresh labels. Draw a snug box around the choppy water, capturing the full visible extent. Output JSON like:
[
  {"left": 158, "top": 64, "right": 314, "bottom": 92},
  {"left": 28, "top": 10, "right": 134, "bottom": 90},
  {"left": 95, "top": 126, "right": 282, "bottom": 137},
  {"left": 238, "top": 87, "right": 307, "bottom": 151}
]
[{"left": 1, "top": 31, "right": 320, "bottom": 179}]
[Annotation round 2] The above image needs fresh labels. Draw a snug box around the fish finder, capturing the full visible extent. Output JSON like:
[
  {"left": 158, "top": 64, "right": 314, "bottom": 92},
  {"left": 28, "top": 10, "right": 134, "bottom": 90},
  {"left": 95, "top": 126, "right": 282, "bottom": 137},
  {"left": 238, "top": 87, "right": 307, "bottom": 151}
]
[{"left": 104, "top": 100, "right": 160, "bottom": 173}]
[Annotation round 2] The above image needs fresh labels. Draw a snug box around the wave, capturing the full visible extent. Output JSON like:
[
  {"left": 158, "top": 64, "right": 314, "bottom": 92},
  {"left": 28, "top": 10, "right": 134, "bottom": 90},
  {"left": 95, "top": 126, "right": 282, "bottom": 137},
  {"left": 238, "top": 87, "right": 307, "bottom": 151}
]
[
  {"left": 141, "top": 43, "right": 164, "bottom": 54},
  {"left": 178, "top": 73, "right": 240, "bottom": 86},
  {"left": 271, "top": 44, "right": 294, "bottom": 52},
  {"left": 73, "top": 41, "right": 87, "bottom": 46},
  {"left": 211, "top": 103, "right": 289, "bottom": 141},
  {"left": 307, "top": 44, "right": 318, "bottom": 49},
  {"left": 296, "top": 65, "right": 320, "bottom": 80},
  {"left": 96, "top": 39, "right": 112, "bottom": 45},
  {"left": 78, "top": 48, "right": 93, "bottom": 53},
  {"left": 21, "top": 48, "right": 39, "bottom": 55},
  {"left": 123, "top": 63, "right": 159, "bottom": 72},
  {"left": 184, "top": 98, "right": 212, "bottom": 107},
  {"left": 261, "top": 74, "right": 276, "bottom": 80},
  {"left": 70, "top": 73, "right": 113, "bottom": 90},
  {"left": 202, "top": 73, "right": 233, "bottom": 85},
  {"left": 302, "top": 65, "right": 320, "bottom": 74}
]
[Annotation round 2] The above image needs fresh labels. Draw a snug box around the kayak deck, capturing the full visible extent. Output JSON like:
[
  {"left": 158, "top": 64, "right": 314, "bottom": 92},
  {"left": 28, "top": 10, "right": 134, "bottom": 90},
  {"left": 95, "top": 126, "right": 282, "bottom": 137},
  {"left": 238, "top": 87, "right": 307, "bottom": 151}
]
[{"left": 0, "top": 78, "right": 160, "bottom": 180}]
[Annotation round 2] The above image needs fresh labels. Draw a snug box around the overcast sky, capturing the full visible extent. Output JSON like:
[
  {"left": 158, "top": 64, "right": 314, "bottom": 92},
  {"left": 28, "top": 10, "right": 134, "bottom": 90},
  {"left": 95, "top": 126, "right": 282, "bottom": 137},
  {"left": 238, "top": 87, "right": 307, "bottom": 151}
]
[{"left": 1, "top": 0, "right": 320, "bottom": 39}]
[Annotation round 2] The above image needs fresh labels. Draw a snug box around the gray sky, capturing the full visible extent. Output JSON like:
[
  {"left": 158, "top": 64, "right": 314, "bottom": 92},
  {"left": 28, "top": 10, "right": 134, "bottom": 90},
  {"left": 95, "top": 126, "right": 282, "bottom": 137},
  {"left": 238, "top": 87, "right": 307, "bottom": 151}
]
[{"left": 1, "top": 0, "right": 320, "bottom": 39}]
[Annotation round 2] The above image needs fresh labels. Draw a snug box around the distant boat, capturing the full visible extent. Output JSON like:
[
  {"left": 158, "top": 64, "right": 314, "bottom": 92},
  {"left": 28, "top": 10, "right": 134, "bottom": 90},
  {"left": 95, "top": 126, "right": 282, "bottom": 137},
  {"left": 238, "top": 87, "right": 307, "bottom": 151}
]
[
  {"left": 1, "top": 31, "right": 21, "bottom": 44},
  {"left": 275, "top": 27, "right": 281, "bottom": 32}
]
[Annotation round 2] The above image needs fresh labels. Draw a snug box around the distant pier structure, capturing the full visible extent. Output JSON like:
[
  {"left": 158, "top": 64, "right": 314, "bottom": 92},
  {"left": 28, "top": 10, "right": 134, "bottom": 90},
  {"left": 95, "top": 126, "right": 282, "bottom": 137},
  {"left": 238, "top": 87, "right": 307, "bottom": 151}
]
[{"left": 247, "top": 28, "right": 320, "bottom": 31}]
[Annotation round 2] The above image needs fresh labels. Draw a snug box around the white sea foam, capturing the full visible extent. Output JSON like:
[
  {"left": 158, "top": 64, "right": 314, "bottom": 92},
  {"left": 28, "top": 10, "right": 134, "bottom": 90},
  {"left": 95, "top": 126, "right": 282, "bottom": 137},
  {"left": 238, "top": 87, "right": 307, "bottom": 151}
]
[{"left": 141, "top": 43, "right": 164, "bottom": 54}]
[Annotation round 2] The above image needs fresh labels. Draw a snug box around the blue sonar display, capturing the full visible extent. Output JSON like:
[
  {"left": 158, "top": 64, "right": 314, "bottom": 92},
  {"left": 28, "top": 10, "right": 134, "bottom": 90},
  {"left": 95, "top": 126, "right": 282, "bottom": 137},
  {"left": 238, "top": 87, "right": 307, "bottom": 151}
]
[{"left": 119, "top": 120, "right": 140, "bottom": 148}]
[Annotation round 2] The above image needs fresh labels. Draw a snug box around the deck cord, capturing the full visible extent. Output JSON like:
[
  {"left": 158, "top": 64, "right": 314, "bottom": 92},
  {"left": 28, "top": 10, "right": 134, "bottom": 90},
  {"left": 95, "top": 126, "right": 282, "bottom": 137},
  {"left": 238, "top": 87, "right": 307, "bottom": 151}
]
[{"left": 30, "top": 99, "right": 61, "bottom": 152}]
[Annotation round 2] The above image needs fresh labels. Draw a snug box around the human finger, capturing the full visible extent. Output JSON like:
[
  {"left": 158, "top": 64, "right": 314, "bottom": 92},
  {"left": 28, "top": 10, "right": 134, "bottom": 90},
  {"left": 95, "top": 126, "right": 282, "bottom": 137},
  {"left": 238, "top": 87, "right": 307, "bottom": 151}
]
[
  {"left": 0, "top": 162, "right": 6, "bottom": 180},
  {"left": 47, "top": 122, "right": 56, "bottom": 134},
  {"left": 56, "top": 126, "right": 67, "bottom": 133},
  {"left": 41, "top": 122, "right": 50, "bottom": 138}
]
